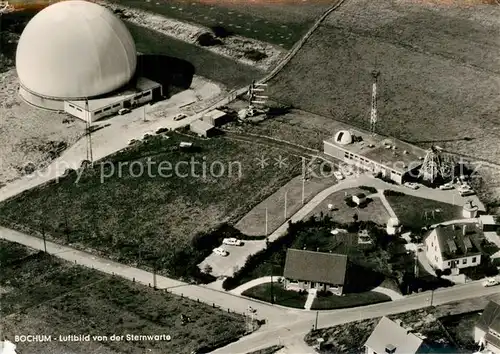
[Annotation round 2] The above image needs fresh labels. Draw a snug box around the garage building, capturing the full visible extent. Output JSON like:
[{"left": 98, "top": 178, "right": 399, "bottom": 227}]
[{"left": 190, "top": 119, "right": 216, "bottom": 138}]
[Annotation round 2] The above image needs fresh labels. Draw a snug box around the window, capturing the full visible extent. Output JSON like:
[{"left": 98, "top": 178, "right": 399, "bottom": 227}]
[
  {"left": 76, "top": 108, "right": 82, "bottom": 112},
  {"left": 344, "top": 152, "right": 349, "bottom": 158},
  {"left": 435, "top": 256, "right": 438, "bottom": 262},
  {"left": 69, "top": 104, "right": 75, "bottom": 108},
  {"left": 103, "top": 107, "right": 111, "bottom": 111},
  {"left": 431, "top": 242, "right": 433, "bottom": 247},
  {"left": 462, "top": 259, "right": 467, "bottom": 264},
  {"left": 472, "top": 257, "right": 477, "bottom": 263},
  {"left": 112, "top": 104, "right": 120, "bottom": 108},
  {"left": 447, "top": 261, "right": 451, "bottom": 266},
  {"left": 95, "top": 110, "right": 102, "bottom": 114}
]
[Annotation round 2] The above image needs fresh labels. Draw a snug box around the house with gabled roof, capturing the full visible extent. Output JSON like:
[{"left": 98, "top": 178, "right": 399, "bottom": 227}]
[
  {"left": 475, "top": 297, "right": 500, "bottom": 354},
  {"left": 364, "top": 316, "right": 429, "bottom": 354},
  {"left": 424, "top": 223, "right": 482, "bottom": 274},
  {"left": 283, "top": 249, "right": 347, "bottom": 295}
]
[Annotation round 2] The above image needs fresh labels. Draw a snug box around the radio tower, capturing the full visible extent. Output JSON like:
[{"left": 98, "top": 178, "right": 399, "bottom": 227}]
[
  {"left": 370, "top": 70, "right": 380, "bottom": 135},
  {"left": 419, "top": 146, "right": 454, "bottom": 184}
]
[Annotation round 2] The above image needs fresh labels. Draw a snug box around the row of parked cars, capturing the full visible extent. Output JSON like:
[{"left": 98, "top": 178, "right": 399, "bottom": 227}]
[
  {"left": 212, "top": 238, "right": 243, "bottom": 257},
  {"left": 402, "top": 180, "right": 475, "bottom": 197}
]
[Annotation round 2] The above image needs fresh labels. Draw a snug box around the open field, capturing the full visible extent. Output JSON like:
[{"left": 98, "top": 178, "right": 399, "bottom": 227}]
[
  {"left": 0, "top": 69, "right": 85, "bottom": 186},
  {"left": 267, "top": 0, "right": 500, "bottom": 168},
  {"left": 384, "top": 191, "right": 463, "bottom": 231},
  {"left": 0, "top": 240, "right": 247, "bottom": 354},
  {"left": 0, "top": 133, "right": 300, "bottom": 280},
  {"left": 108, "top": 0, "right": 335, "bottom": 49},
  {"left": 311, "top": 291, "right": 391, "bottom": 310},
  {"left": 305, "top": 294, "right": 498, "bottom": 353},
  {"left": 304, "top": 188, "right": 390, "bottom": 226},
  {"left": 127, "top": 22, "right": 263, "bottom": 89}
]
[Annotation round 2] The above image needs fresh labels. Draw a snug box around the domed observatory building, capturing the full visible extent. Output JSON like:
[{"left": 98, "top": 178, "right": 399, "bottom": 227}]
[{"left": 15, "top": 0, "right": 162, "bottom": 122}]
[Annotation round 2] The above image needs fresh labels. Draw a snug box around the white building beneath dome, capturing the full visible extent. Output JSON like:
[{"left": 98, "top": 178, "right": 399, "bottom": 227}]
[{"left": 15, "top": 0, "right": 162, "bottom": 122}]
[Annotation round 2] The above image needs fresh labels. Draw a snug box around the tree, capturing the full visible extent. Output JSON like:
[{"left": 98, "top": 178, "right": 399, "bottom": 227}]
[{"left": 203, "top": 264, "right": 213, "bottom": 274}]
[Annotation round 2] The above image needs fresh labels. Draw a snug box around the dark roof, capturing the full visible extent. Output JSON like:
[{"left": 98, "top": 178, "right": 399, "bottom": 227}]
[
  {"left": 283, "top": 249, "right": 348, "bottom": 285},
  {"left": 476, "top": 300, "right": 500, "bottom": 333},
  {"left": 426, "top": 224, "right": 482, "bottom": 261}
]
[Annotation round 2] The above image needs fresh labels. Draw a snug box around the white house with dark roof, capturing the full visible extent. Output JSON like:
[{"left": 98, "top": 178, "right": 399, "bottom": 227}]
[
  {"left": 424, "top": 223, "right": 482, "bottom": 273},
  {"left": 475, "top": 296, "right": 500, "bottom": 354},
  {"left": 364, "top": 317, "right": 429, "bottom": 354},
  {"left": 282, "top": 249, "right": 348, "bottom": 295}
]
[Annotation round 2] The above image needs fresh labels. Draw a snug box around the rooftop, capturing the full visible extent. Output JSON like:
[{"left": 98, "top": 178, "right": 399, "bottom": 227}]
[
  {"left": 364, "top": 317, "right": 425, "bottom": 354},
  {"left": 480, "top": 215, "right": 499, "bottom": 225},
  {"left": 476, "top": 298, "right": 500, "bottom": 337},
  {"left": 67, "top": 77, "right": 161, "bottom": 111},
  {"left": 204, "top": 109, "right": 227, "bottom": 119},
  {"left": 283, "top": 249, "right": 347, "bottom": 285},
  {"left": 427, "top": 224, "right": 482, "bottom": 260},
  {"left": 324, "top": 129, "right": 427, "bottom": 173},
  {"left": 190, "top": 119, "right": 215, "bottom": 132}
]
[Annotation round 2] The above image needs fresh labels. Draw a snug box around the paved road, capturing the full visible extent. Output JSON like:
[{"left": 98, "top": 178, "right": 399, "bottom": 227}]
[
  {"left": 0, "top": 226, "right": 300, "bottom": 326},
  {"left": 212, "top": 281, "right": 500, "bottom": 354},
  {"left": 0, "top": 79, "right": 221, "bottom": 204}
]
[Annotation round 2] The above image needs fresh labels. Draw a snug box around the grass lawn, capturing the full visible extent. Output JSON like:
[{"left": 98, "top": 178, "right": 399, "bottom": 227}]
[
  {"left": 385, "top": 192, "right": 462, "bottom": 231},
  {"left": 267, "top": 0, "right": 500, "bottom": 164},
  {"left": 305, "top": 188, "right": 389, "bottom": 226},
  {"left": 112, "top": 0, "right": 335, "bottom": 49},
  {"left": 0, "top": 133, "right": 300, "bottom": 279},
  {"left": 0, "top": 240, "right": 247, "bottom": 354},
  {"left": 241, "top": 282, "right": 307, "bottom": 309},
  {"left": 311, "top": 291, "right": 391, "bottom": 310},
  {"left": 439, "top": 311, "right": 482, "bottom": 352},
  {"left": 235, "top": 166, "right": 338, "bottom": 237},
  {"left": 127, "top": 22, "right": 263, "bottom": 89}
]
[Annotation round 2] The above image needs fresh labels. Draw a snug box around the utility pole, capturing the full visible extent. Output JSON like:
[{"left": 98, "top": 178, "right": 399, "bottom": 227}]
[
  {"left": 153, "top": 265, "right": 157, "bottom": 290},
  {"left": 42, "top": 223, "right": 47, "bottom": 253},
  {"left": 370, "top": 70, "right": 380, "bottom": 135},
  {"left": 85, "top": 99, "right": 93, "bottom": 165},
  {"left": 270, "top": 265, "right": 274, "bottom": 305},
  {"left": 143, "top": 104, "right": 146, "bottom": 122},
  {"left": 314, "top": 311, "right": 319, "bottom": 330},
  {"left": 302, "top": 177, "right": 305, "bottom": 205},
  {"left": 430, "top": 289, "right": 434, "bottom": 307},
  {"left": 265, "top": 207, "right": 268, "bottom": 236},
  {"left": 284, "top": 191, "right": 287, "bottom": 220}
]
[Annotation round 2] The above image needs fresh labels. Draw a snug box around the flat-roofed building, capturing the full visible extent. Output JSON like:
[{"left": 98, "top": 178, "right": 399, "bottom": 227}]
[
  {"left": 64, "top": 77, "right": 162, "bottom": 123},
  {"left": 190, "top": 119, "right": 216, "bottom": 138},
  {"left": 202, "top": 109, "right": 231, "bottom": 127},
  {"left": 324, "top": 129, "right": 427, "bottom": 184}
]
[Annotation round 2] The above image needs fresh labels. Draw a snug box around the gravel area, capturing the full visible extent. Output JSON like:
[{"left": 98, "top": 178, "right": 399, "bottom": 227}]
[{"left": 0, "top": 69, "right": 85, "bottom": 186}]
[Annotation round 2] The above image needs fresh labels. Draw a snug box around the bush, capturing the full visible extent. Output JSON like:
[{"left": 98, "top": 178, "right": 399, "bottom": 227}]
[
  {"left": 442, "top": 268, "right": 451, "bottom": 276},
  {"left": 344, "top": 197, "right": 356, "bottom": 208},
  {"left": 384, "top": 190, "right": 405, "bottom": 197},
  {"left": 359, "top": 186, "right": 378, "bottom": 194},
  {"left": 243, "top": 49, "right": 268, "bottom": 62},
  {"left": 211, "top": 26, "right": 233, "bottom": 38},
  {"left": 197, "top": 32, "right": 223, "bottom": 46}
]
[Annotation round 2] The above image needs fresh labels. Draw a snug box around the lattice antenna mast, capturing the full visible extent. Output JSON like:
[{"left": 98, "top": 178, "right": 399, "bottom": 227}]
[
  {"left": 370, "top": 70, "right": 380, "bottom": 135},
  {"left": 247, "top": 80, "right": 268, "bottom": 109}
]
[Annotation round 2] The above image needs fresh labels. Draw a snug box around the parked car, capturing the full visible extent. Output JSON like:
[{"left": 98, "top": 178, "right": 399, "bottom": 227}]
[
  {"left": 222, "top": 238, "right": 242, "bottom": 246},
  {"left": 483, "top": 277, "right": 499, "bottom": 287},
  {"left": 404, "top": 182, "right": 419, "bottom": 190},
  {"left": 128, "top": 139, "right": 137, "bottom": 145},
  {"left": 333, "top": 171, "right": 344, "bottom": 180},
  {"left": 143, "top": 131, "right": 155, "bottom": 139},
  {"left": 457, "top": 184, "right": 475, "bottom": 196},
  {"left": 173, "top": 113, "right": 187, "bottom": 121},
  {"left": 118, "top": 108, "right": 131, "bottom": 115},
  {"left": 439, "top": 183, "right": 454, "bottom": 190},
  {"left": 212, "top": 247, "right": 228, "bottom": 257}
]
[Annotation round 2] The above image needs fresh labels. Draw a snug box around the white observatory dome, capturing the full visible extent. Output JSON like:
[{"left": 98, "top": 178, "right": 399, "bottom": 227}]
[
  {"left": 334, "top": 130, "right": 353, "bottom": 145},
  {"left": 16, "top": 0, "right": 137, "bottom": 103}
]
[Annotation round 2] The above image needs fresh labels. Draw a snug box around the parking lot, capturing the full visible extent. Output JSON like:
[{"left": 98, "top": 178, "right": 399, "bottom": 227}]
[{"left": 199, "top": 240, "right": 266, "bottom": 277}]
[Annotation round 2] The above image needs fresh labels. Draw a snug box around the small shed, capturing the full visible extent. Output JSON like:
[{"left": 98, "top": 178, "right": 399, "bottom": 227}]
[
  {"left": 352, "top": 193, "right": 367, "bottom": 206},
  {"left": 190, "top": 119, "right": 216, "bottom": 137},
  {"left": 202, "top": 109, "right": 230, "bottom": 127},
  {"left": 462, "top": 200, "right": 479, "bottom": 219},
  {"left": 479, "top": 215, "right": 499, "bottom": 232}
]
